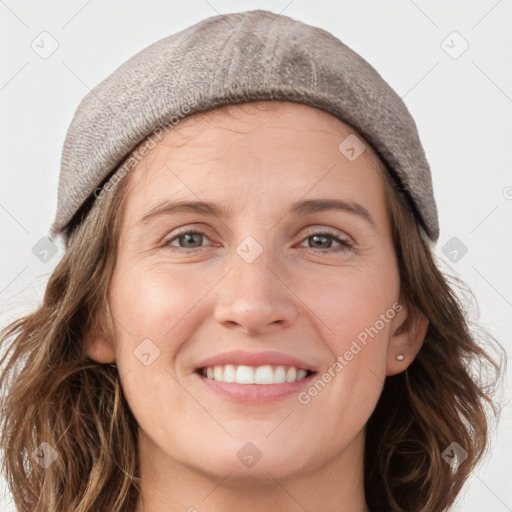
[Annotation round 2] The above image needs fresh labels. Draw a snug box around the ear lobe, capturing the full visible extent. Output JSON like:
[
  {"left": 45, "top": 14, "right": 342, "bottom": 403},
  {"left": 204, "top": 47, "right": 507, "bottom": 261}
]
[
  {"left": 84, "top": 312, "right": 116, "bottom": 364},
  {"left": 386, "top": 304, "right": 428, "bottom": 376},
  {"left": 86, "top": 333, "right": 116, "bottom": 363}
]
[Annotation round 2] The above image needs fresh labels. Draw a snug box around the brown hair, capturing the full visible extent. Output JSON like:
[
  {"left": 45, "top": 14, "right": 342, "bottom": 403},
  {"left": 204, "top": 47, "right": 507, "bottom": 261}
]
[
  {"left": 0, "top": 110, "right": 504, "bottom": 512},
  {"left": 364, "top": 161, "right": 503, "bottom": 511}
]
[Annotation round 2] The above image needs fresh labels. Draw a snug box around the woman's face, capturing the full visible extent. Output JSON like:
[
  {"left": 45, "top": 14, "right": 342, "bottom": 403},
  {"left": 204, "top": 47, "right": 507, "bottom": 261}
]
[{"left": 90, "top": 101, "right": 420, "bottom": 489}]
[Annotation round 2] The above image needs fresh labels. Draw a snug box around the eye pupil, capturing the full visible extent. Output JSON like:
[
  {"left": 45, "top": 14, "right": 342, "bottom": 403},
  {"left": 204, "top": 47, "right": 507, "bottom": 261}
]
[
  {"left": 180, "top": 232, "right": 203, "bottom": 248},
  {"left": 310, "top": 234, "right": 331, "bottom": 249}
]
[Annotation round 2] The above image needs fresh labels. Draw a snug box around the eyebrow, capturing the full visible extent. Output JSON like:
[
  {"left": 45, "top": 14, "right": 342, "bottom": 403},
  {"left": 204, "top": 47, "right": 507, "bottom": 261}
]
[{"left": 137, "top": 198, "right": 376, "bottom": 229}]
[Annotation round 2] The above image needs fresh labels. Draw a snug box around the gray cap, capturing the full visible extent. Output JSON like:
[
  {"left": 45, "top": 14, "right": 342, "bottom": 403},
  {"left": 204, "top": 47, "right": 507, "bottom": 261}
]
[{"left": 49, "top": 9, "right": 439, "bottom": 242}]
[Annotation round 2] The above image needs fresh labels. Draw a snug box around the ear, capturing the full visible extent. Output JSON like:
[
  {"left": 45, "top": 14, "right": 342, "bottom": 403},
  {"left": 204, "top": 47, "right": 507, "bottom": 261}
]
[
  {"left": 84, "top": 310, "right": 116, "bottom": 364},
  {"left": 386, "top": 302, "right": 428, "bottom": 376},
  {"left": 86, "top": 333, "right": 116, "bottom": 364}
]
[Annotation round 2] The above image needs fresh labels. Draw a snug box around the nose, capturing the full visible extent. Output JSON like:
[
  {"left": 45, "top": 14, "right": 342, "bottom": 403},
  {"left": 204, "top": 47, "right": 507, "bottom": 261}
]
[{"left": 213, "top": 244, "right": 299, "bottom": 335}]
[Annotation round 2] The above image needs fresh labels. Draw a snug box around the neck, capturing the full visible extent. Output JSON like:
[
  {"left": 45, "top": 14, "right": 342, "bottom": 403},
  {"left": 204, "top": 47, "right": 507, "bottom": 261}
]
[{"left": 134, "top": 429, "right": 369, "bottom": 512}]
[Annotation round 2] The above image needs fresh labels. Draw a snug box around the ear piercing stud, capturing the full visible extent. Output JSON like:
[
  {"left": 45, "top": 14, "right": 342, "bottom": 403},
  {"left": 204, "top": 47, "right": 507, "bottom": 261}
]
[{"left": 396, "top": 354, "right": 404, "bottom": 361}]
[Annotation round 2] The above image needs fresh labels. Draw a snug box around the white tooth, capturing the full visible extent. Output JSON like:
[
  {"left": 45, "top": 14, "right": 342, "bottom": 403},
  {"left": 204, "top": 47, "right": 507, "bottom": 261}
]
[
  {"left": 204, "top": 364, "right": 308, "bottom": 384},
  {"left": 296, "top": 369, "right": 307, "bottom": 380},
  {"left": 213, "top": 365, "right": 223, "bottom": 381},
  {"left": 236, "top": 365, "right": 255, "bottom": 384},
  {"left": 274, "top": 366, "right": 286, "bottom": 383},
  {"left": 285, "top": 367, "right": 297, "bottom": 383},
  {"left": 223, "top": 364, "right": 236, "bottom": 383},
  {"left": 255, "top": 365, "right": 275, "bottom": 384}
]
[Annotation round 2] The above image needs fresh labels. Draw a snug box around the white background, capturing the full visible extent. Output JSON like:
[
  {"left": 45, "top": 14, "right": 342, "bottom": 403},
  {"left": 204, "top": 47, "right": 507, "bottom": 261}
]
[{"left": 0, "top": 1, "right": 511, "bottom": 510}]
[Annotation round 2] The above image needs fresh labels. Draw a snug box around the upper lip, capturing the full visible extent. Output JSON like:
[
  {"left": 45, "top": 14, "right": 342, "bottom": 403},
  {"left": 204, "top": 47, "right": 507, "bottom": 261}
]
[{"left": 195, "top": 350, "right": 316, "bottom": 372}]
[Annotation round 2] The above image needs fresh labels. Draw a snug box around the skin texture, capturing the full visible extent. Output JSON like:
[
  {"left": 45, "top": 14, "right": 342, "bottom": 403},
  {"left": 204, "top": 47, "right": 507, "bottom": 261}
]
[{"left": 86, "top": 101, "right": 427, "bottom": 512}]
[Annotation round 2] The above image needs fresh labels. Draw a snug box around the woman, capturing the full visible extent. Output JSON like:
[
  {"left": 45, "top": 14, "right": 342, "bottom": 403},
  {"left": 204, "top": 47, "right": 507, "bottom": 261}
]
[{"left": 0, "top": 9, "right": 503, "bottom": 512}]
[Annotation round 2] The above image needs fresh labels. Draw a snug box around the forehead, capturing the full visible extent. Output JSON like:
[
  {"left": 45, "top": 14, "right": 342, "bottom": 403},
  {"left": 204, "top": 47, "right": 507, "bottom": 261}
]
[
  {"left": 121, "top": 100, "right": 388, "bottom": 223},
  {"left": 142, "top": 101, "right": 378, "bottom": 158}
]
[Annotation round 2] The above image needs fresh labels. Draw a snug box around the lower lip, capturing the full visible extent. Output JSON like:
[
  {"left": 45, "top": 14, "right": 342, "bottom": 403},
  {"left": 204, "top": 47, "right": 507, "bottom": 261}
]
[{"left": 196, "top": 372, "right": 316, "bottom": 403}]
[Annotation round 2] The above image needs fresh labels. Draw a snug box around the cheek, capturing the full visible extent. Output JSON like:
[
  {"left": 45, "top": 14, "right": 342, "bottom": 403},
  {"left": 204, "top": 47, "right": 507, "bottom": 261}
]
[
  {"left": 109, "top": 262, "right": 210, "bottom": 343},
  {"left": 300, "top": 261, "right": 399, "bottom": 356},
  {"left": 294, "top": 262, "right": 399, "bottom": 427},
  {"left": 107, "top": 263, "right": 213, "bottom": 439},
  {"left": 107, "top": 263, "right": 203, "bottom": 363}
]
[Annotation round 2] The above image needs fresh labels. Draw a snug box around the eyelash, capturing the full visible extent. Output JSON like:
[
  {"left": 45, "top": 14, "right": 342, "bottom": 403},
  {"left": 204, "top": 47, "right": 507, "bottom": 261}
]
[{"left": 161, "top": 228, "right": 353, "bottom": 253}]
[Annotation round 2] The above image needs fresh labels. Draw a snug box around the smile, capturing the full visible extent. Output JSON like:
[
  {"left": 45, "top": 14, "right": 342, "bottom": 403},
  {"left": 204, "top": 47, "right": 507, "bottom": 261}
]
[
  {"left": 200, "top": 364, "right": 313, "bottom": 384},
  {"left": 194, "top": 350, "right": 318, "bottom": 402}
]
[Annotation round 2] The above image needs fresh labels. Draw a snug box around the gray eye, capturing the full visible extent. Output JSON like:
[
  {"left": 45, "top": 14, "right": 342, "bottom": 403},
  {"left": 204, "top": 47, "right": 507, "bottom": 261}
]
[
  {"left": 307, "top": 234, "right": 334, "bottom": 249},
  {"left": 175, "top": 232, "right": 205, "bottom": 248}
]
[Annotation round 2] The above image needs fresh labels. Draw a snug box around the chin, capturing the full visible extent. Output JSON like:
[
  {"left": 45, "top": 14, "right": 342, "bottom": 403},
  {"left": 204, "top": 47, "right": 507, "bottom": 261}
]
[{"left": 183, "top": 436, "right": 311, "bottom": 481}]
